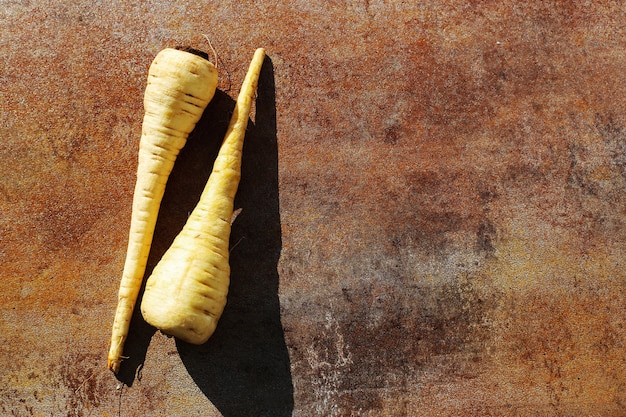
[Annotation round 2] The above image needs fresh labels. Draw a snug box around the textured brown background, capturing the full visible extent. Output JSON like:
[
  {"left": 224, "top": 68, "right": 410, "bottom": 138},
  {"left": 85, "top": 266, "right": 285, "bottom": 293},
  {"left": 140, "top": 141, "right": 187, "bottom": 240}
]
[{"left": 1, "top": 1, "right": 625, "bottom": 416}]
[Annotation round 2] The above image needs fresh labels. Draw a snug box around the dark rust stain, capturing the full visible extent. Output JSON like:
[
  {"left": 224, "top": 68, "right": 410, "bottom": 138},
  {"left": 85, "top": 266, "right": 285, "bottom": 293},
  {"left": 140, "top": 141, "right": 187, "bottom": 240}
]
[
  {"left": 382, "top": 169, "right": 495, "bottom": 258},
  {"left": 290, "top": 276, "right": 500, "bottom": 414},
  {"left": 476, "top": 218, "right": 496, "bottom": 255},
  {"left": 57, "top": 352, "right": 106, "bottom": 415},
  {"left": 383, "top": 124, "right": 400, "bottom": 145},
  {"left": 595, "top": 113, "right": 626, "bottom": 180}
]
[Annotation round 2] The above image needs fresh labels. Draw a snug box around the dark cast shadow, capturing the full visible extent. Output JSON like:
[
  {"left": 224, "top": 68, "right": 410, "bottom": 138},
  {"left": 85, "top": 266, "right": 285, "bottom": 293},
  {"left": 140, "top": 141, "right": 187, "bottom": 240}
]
[
  {"left": 177, "top": 55, "right": 293, "bottom": 417},
  {"left": 115, "top": 59, "right": 293, "bottom": 417}
]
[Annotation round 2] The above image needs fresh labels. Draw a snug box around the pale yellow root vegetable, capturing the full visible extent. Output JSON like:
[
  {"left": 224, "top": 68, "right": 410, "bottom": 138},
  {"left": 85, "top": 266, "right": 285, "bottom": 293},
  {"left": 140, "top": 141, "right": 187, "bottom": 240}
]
[
  {"left": 108, "top": 48, "right": 218, "bottom": 373},
  {"left": 140, "top": 48, "right": 266, "bottom": 345}
]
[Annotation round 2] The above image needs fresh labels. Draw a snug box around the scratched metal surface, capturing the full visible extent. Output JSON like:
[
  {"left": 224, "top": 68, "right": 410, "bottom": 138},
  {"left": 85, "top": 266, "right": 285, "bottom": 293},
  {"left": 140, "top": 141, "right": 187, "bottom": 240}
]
[{"left": 1, "top": 1, "right": 625, "bottom": 416}]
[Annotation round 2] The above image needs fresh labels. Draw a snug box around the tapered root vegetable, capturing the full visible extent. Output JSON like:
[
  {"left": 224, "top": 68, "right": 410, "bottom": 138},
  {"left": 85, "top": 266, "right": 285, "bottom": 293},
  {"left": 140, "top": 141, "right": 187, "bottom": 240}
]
[
  {"left": 108, "top": 48, "right": 218, "bottom": 373},
  {"left": 140, "top": 48, "right": 266, "bottom": 344}
]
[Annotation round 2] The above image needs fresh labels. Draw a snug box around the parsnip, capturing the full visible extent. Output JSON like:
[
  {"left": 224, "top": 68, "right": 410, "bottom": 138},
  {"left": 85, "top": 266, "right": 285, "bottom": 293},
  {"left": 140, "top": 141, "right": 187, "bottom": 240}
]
[
  {"left": 108, "top": 48, "right": 218, "bottom": 373},
  {"left": 140, "top": 48, "right": 266, "bottom": 344}
]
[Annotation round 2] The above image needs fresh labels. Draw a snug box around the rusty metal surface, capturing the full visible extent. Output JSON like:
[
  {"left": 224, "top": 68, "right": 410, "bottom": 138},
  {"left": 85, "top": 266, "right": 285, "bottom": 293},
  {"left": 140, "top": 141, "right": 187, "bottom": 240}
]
[{"left": 1, "top": 1, "right": 625, "bottom": 416}]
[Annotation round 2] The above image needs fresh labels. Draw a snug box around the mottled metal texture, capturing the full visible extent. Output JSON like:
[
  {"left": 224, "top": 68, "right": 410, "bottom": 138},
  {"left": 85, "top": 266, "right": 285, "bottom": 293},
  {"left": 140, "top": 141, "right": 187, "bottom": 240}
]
[{"left": 1, "top": 1, "right": 625, "bottom": 416}]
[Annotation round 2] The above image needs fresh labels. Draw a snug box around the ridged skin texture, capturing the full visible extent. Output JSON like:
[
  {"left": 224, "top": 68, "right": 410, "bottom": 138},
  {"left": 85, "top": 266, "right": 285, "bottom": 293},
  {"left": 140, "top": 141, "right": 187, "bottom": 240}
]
[{"left": 140, "top": 48, "right": 266, "bottom": 345}]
